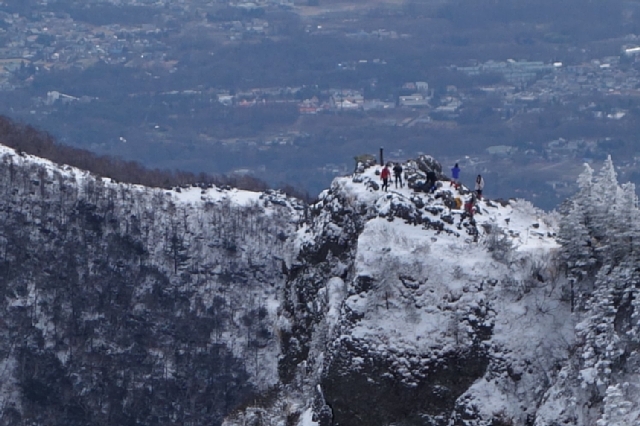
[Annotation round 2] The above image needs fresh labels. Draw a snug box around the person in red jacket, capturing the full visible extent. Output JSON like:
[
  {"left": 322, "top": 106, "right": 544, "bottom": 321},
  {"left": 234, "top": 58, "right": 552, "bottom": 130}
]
[{"left": 380, "top": 165, "right": 390, "bottom": 192}]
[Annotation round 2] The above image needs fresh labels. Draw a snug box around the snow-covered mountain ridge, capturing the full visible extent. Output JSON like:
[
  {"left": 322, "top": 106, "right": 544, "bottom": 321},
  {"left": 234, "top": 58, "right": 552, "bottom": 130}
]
[
  {"left": 0, "top": 143, "right": 303, "bottom": 425},
  {"left": 1, "top": 144, "right": 639, "bottom": 425},
  {"left": 271, "top": 158, "right": 571, "bottom": 426}
]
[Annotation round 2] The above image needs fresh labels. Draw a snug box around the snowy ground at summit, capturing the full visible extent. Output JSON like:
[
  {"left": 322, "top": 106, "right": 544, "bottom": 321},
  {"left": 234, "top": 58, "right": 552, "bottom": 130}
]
[{"left": 305, "top": 165, "right": 573, "bottom": 424}]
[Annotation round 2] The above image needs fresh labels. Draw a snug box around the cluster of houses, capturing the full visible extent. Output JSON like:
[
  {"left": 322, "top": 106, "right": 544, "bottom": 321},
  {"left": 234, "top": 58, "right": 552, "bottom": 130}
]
[
  {"left": 216, "top": 82, "right": 439, "bottom": 115},
  {"left": 0, "top": 0, "right": 294, "bottom": 91},
  {"left": 485, "top": 137, "right": 605, "bottom": 162},
  {"left": 346, "top": 29, "right": 401, "bottom": 40},
  {"left": 455, "top": 59, "right": 558, "bottom": 84},
  {"left": 525, "top": 54, "right": 640, "bottom": 101},
  {"left": 456, "top": 53, "right": 640, "bottom": 113},
  {"left": 0, "top": 8, "right": 173, "bottom": 90}
]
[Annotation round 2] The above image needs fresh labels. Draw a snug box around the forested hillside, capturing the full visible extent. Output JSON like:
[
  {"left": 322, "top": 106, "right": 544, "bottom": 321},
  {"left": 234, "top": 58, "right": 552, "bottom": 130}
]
[
  {"left": 537, "top": 157, "right": 640, "bottom": 425},
  {"left": 0, "top": 143, "right": 303, "bottom": 425}
]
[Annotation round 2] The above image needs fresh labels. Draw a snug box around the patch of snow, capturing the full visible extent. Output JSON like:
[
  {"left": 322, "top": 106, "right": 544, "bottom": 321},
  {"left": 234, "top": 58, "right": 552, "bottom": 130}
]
[{"left": 298, "top": 407, "right": 319, "bottom": 426}]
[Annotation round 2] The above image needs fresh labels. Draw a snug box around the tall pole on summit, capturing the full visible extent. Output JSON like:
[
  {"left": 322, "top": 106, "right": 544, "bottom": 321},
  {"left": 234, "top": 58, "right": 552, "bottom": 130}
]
[{"left": 380, "top": 147, "right": 384, "bottom": 166}]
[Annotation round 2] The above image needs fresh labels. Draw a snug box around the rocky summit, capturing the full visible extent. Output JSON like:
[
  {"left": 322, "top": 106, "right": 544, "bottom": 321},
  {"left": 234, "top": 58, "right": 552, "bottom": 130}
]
[{"left": 1, "top": 144, "right": 639, "bottom": 426}]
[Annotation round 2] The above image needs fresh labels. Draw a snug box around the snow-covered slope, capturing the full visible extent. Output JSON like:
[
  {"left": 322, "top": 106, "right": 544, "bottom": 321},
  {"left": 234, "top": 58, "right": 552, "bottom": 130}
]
[
  {"left": 257, "top": 159, "right": 573, "bottom": 426},
  {"left": 329, "top": 164, "right": 567, "bottom": 423},
  {"left": 1, "top": 144, "right": 639, "bottom": 426},
  {"left": 0, "top": 144, "right": 303, "bottom": 425}
]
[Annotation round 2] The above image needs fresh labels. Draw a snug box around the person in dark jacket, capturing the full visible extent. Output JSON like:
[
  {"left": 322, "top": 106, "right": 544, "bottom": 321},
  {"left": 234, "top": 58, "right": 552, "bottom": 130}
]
[
  {"left": 475, "top": 174, "right": 485, "bottom": 199},
  {"left": 380, "top": 165, "right": 390, "bottom": 192},
  {"left": 393, "top": 163, "right": 403, "bottom": 188},
  {"left": 426, "top": 171, "right": 437, "bottom": 193},
  {"left": 450, "top": 163, "right": 460, "bottom": 189}
]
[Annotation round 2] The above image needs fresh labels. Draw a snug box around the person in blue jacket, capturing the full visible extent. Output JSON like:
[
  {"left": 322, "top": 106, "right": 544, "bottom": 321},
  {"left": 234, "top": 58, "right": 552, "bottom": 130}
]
[{"left": 450, "top": 163, "right": 461, "bottom": 189}]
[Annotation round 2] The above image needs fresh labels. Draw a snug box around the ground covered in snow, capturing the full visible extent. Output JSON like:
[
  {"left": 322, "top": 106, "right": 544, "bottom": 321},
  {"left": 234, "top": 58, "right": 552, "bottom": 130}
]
[
  {"left": 2, "top": 144, "right": 638, "bottom": 426},
  {"left": 216, "top": 156, "right": 577, "bottom": 426},
  {"left": 295, "top": 161, "right": 575, "bottom": 426}
]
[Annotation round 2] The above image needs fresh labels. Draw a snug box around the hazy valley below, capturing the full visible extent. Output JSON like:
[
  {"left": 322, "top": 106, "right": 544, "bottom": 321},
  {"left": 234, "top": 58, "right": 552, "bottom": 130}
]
[{"left": 3, "top": 0, "right": 640, "bottom": 208}]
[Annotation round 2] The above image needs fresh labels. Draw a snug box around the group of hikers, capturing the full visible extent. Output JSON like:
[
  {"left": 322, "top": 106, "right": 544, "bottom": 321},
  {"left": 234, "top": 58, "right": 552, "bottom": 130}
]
[
  {"left": 380, "top": 163, "right": 404, "bottom": 191},
  {"left": 379, "top": 161, "right": 485, "bottom": 219}
]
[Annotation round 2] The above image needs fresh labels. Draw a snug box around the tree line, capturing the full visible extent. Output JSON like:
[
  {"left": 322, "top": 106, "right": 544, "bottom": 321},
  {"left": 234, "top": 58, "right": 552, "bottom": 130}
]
[{"left": 0, "top": 115, "right": 310, "bottom": 200}]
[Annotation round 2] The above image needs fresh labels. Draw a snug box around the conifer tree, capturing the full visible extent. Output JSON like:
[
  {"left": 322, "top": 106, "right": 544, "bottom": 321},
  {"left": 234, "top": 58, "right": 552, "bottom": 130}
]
[
  {"left": 610, "top": 182, "right": 639, "bottom": 264},
  {"left": 596, "top": 383, "right": 634, "bottom": 426},
  {"left": 590, "top": 156, "right": 619, "bottom": 244},
  {"left": 574, "top": 162, "right": 594, "bottom": 226},
  {"left": 577, "top": 267, "right": 626, "bottom": 391},
  {"left": 558, "top": 200, "right": 596, "bottom": 309},
  {"left": 559, "top": 158, "right": 630, "bottom": 302}
]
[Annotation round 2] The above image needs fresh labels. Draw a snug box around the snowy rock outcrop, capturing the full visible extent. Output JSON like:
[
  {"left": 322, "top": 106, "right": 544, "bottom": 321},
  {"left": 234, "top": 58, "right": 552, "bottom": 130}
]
[{"left": 266, "top": 161, "right": 570, "bottom": 426}]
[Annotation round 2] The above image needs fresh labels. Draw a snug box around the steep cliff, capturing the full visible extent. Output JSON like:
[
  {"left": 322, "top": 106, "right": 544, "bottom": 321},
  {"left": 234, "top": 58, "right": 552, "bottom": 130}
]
[
  {"left": 0, "top": 144, "right": 303, "bottom": 425},
  {"left": 1, "top": 145, "right": 640, "bottom": 426},
  {"left": 246, "top": 160, "right": 570, "bottom": 426}
]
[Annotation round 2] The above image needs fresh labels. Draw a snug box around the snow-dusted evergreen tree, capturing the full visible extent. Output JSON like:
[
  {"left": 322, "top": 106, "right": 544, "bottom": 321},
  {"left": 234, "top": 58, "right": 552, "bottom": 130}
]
[
  {"left": 587, "top": 156, "right": 619, "bottom": 257},
  {"left": 610, "top": 182, "right": 639, "bottom": 264},
  {"left": 576, "top": 266, "right": 627, "bottom": 393},
  {"left": 558, "top": 201, "right": 595, "bottom": 282},
  {"left": 558, "top": 199, "right": 596, "bottom": 310},
  {"left": 574, "top": 162, "right": 594, "bottom": 223},
  {"left": 558, "top": 158, "right": 637, "bottom": 304},
  {"left": 596, "top": 383, "right": 634, "bottom": 426},
  {"left": 555, "top": 157, "right": 640, "bottom": 422}
]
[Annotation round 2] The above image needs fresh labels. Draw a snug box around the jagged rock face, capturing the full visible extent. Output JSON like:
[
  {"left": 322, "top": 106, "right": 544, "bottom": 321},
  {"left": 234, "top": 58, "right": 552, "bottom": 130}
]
[
  {"left": 322, "top": 344, "right": 489, "bottom": 426},
  {"left": 400, "top": 156, "right": 452, "bottom": 195},
  {"left": 0, "top": 148, "right": 302, "bottom": 425},
  {"left": 414, "top": 155, "right": 445, "bottom": 177},
  {"left": 262, "top": 161, "right": 565, "bottom": 426},
  {"left": 294, "top": 178, "right": 494, "bottom": 424},
  {"left": 313, "top": 215, "right": 495, "bottom": 424},
  {"left": 277, "top": 181, "right": 370, "bottom": 389}
]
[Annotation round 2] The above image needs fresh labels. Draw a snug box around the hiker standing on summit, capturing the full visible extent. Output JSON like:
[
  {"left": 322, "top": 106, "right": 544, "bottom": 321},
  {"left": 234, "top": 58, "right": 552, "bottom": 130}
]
[
  {"left": 393, "top": 163, "right": 403, "bottom": 188},
  {"left": 475, "top": 174, "right": 485, "bottom": 199},
  {"left": 380, "top": 164, "right": 391, "bottom": 192},
  {"left": 450, "top": 163, "right": 460, "bottom": 189}
]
